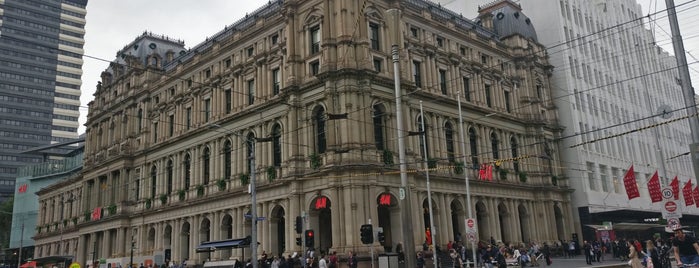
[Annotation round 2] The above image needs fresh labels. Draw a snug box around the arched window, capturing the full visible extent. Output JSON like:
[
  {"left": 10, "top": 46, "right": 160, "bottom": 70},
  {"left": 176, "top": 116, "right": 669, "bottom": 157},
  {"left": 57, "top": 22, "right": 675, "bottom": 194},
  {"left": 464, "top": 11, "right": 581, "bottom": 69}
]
[
  {"left": 224, "top": 141, "right": 232, "bottom": 180},
  {"left": 203, "top": 147, "right": 211, "bottom": 185},
  {"left": 445, "top": 122, "right": 455, "bottom": 163},
  {"left": 469, "top": 127, "right": 478, "bottom": 168},
  {"left": 313, "top": 107, "right": 326, "bottom": 153},
  {"left": 150, "top": 165, "right": 157, "bottom": 198},
  {"left": 511, "top": 137, "right": 520, "bottom": 173},
  {"left": 167, "top": 160, "right": 173, "bottom": 194},
  {"left": 137, "top": 109, "right": 143, "bottom": 132},
  {"left": 373, "top": 104, "right": 387, "bottom": 150},
  {"left": 491, "top": 132, "right": 500, "bottom": 160},
  {"left": 272, "top": 124, "right": 282, "bottom": 167},
  {"left": 417, "top": 116, "right": 429, "bottom": 159},
  {"left": 246, "top": 133, "right": 256, "bottom": 174},
  {"left": 184, "top": 154, "right": 191, "bottom": 189}
]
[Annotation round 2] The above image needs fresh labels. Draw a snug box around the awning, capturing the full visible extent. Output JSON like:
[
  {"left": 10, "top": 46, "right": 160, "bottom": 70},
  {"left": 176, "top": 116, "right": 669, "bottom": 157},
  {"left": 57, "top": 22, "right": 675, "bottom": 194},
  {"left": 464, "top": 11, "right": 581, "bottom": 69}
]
[
  {"left": 196, "top": 237, "right": 251, "bottom": 252},
  {"left": 613, "top": 222, "right": 664, "bottom": 232},
  {"left": 32, "top": 255, "right": 74, "bottom": 264},
  {"left": 586, "top": 223, "right": 664, "bottom": 232}
]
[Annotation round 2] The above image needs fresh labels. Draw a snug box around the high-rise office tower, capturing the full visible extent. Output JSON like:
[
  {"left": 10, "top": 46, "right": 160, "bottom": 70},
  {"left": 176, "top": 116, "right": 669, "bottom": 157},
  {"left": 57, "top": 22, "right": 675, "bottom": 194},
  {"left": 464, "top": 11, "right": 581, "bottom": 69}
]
[
  {"left": 0, "top": 0, "right": 87, "bottom": 200},
  {"left": 518, "top": 0, "right": 697, "bottom": 239}
]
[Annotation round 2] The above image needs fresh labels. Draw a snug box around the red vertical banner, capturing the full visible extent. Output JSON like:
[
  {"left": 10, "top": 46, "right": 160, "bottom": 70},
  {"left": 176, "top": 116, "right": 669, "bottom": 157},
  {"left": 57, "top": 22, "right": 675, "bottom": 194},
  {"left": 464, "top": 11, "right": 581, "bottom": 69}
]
[
  {"left": 683, "top": 180, "right": 695, "bottom": 206},
  {"left": 623, "top": 165, "right": 640, "bottom": 200},
  {"left": 486, "top": 165, "right": 493, "bottom": 181},
  {"left": 479, "top": 164, "right": 486, "bottom": 180},
  {"left": 647, "top": 171, "right": 662, "bottom": 203},
  {"left": 694, "top": 186, "right": 699, "bottom": 208},
  {"left": 671, "top": 176, "right": 680, "bottom": 200}
]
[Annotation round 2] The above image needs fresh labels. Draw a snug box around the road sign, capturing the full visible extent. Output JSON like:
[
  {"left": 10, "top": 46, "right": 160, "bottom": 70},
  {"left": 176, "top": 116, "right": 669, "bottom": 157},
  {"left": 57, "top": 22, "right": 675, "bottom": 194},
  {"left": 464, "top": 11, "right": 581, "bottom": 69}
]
[
  {"left": 466, "top": 232, "right": 477, "bottom": 243},
  {"left": 466, "top": 218, "right": 475, "bottom": 229},
  {"left": 666, "top": 218, "right": 681, "bottom": 233},
  {"left": 399, "top": 188, "right": 405, "bottom": 200},
  {"left": 662, "top": 188, "right": 674, "bottom": 200},
  {"left": 662, "top": 200, "right": 682, "bottom": 219}
]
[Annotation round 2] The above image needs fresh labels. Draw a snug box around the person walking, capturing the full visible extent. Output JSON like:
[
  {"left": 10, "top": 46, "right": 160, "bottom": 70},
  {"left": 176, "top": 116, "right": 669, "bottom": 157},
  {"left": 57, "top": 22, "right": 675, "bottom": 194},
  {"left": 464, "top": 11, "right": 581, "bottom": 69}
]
[
  {"left": 628, "top": 240, "right": 643, "bottom": 268},
  {"left": 583, "top": 241, "right": 592, "bottom": 265},
  {"left": 673, "top": 226, "right": 699, "bottom": 267}
]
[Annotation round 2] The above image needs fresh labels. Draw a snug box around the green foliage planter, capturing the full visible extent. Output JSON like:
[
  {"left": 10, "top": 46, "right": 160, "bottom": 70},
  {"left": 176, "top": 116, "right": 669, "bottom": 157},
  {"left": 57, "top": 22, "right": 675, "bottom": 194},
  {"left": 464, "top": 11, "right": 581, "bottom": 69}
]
[
  {"left": 239, "top": 174, "right": 250, "bottom": 185},
  {"left": 72, "top": 217, "right": 78, "bottom": 225},
  {"left": 145, "top": 198, "right": 152, "bottom": 209},
  {"left": 499, "top": 168, "right": 509, "bottom": 180},
  {"left": 108, "top": 204, "right": 117, "bottom": 215},
  {"left": 63, "top": 219, "right": 68, "bottom": 227},
  {"left": 36, "top": 226, "right": 42, "bottom": 234},
  {"left": 84, "top": 211, "right": 90, "bottom": 221},
  {"left": 267, "top": 167, "right": 277, "bottom": 182},
  {"left": 196, "top": 184, "right": 205, "bottom": 196},
  {"left": 551, "top": 175, "right": 559, "bottom": 186},
  {"left": 382, "top": 150, "right": 394, "bottom": 166},
  {"left": 427, "top": 158, "right": 438, "bottom": 169},
  {"left": 159, "top": 194, "right": 168, "bottom": 204},
  {"left": 309, "top": 153, "right": 321, "bottom": 170},
  {"left": 518, "top": 172, "right": 527, "bottom": 183},
  {"left": 453, "top": 161, "right": 464, "bottom": 175},
  {"left": 178, "top": 189, "right": 186, "bottom": 201},
  {"left": 217, "top": 179, "right": 226, "bottom": 191}
]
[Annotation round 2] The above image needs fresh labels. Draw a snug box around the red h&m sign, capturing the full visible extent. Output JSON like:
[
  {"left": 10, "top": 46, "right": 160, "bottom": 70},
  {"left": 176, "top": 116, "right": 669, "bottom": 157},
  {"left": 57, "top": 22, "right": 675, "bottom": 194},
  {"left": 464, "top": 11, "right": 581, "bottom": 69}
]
[
  {"left": 314, "top": 196, "right": 328, "bottom": 210},
  {"left": 91, "top": 207, "right": 102, "bottom": 221},
  {"left": 379, "top": 194, "right": 392, "bottom": 206},
  {"left": 17, "top": 184, "right": 28, "bottom": 193}
]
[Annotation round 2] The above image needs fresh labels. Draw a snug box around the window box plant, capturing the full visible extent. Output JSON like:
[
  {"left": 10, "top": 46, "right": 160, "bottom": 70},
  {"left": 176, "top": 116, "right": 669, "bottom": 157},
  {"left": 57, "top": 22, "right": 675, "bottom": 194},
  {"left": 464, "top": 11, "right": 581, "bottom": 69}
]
[
  {"left": 239, "top": 174, "right": 250, "bottom": 185},
  {"left": 159, "top": 194, "right": 168, "bottom": 204},
  {"left": 266, "top": 167, "right": 277, "bottom": 182},
  {"left": 177, "top": 189, "right": 186, "bottom": 201},
  {"left": 196, "top": 184, "right": 205, "bottom": 196}
]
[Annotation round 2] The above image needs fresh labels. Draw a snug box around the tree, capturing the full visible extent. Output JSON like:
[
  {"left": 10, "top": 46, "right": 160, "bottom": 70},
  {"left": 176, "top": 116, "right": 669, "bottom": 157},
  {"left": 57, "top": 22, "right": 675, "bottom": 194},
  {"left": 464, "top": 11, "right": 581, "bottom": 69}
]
[{"left": 0, "top": 197, "right": 14, "bottom": 250}]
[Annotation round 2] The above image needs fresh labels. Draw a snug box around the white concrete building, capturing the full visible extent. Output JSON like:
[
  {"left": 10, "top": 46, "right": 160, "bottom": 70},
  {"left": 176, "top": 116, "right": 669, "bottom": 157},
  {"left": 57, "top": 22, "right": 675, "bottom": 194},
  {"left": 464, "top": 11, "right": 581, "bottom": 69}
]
[{"left": 514, "top": 0, "right": 697, "bottom": 240}]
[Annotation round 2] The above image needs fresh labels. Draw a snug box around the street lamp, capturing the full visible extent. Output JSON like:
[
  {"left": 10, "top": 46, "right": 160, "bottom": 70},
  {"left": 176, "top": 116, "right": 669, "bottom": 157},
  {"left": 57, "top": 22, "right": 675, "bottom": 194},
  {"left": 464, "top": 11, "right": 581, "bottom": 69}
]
[{"left": 208, "top": 124, "right": 271, "bottom": 268}]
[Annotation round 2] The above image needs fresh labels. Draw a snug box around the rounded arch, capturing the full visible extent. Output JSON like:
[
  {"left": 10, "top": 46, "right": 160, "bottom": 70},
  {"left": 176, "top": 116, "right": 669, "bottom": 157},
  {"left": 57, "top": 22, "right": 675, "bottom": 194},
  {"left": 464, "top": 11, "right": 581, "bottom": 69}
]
[
  {"left": 220, "top": 214, "right": 234, "bottom": 260},
  {"left": 490, "top": 131, "right": 500, "bottom": 160},
  {"left": 180, "top": 221, "right": 191, "bottom": 261},
  {"left": 271, "top": 123, "right": 283, "bottom": 167},
  {"left": 372, "top": 103, "right": 388, "bottom": 151},
  {"left": 450, "top": 199, "right": 465, "bottom": 242},
  {"left": 200, "top": 217, "right": 211, "bottom": 243},
  {"left": 245, "top": 132, "right": 256, "bottom": 174},
  {"left": 203, "top": 146, "right": 211, "bottom": 185},
  {"left": 223, "top": 140, "right": 232, "bottom": 180},
  {"left": 147, "top": 227, "right": 156, "bottom": 251},
  {"left": 422, "top": 197, "right": 438, "bottom": 246},
  {"left": 270, "top": 205, "right": 286, "bottom": 256},
  {"left": 497, "top": 202, "right": 510, "bottom": 244},
  {"left": 163, "top": 224, "right": 173, "bottom": 250},
  {"left": 308, "top": 195, "right": 332, "bottom": 252},
  {"left": 510, "top": 136, "right": 520, "bottom": 173},
  {"left": 517, "top": 203, "right": 530, "bottom": 243},
  {"left": 183, "top": 153, "right": 192, "bottom": 189},
  {"left": 312, "top": 105, "right": 327, "bottom": 154},
  {"left": 554, "top": 203, "right": 565, "bottom": 241},
  {"left": 444, "top": 121, "right": 456, "bottom": 163}
]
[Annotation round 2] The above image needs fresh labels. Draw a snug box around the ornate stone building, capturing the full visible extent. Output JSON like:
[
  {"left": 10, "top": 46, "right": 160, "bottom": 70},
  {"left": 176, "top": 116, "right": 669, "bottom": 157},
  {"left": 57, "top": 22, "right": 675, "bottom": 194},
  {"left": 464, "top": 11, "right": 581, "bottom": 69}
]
[{"left": 34, "top": 0, "right": 574, "bottom": 266}]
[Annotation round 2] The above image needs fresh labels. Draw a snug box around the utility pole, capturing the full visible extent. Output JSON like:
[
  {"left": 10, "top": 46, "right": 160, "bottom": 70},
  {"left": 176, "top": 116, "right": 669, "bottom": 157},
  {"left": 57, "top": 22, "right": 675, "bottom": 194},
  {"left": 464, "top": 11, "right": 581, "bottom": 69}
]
[
  {"left": 666, "top": 0, "right": 699, "bottom": 182},
  {"left": 387, "top": 9, "right": 416, "bottom": 268}
]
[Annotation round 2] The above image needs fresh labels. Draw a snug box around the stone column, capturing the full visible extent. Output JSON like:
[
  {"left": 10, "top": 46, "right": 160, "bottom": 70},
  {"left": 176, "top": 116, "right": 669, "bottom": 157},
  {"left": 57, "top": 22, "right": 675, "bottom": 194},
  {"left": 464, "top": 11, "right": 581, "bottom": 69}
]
[
  {"left": 189, "top": 215, "right": 201, "bottom": 264},
  {"left": 212, "top": 211, "right": 221, "bottom": 260}
]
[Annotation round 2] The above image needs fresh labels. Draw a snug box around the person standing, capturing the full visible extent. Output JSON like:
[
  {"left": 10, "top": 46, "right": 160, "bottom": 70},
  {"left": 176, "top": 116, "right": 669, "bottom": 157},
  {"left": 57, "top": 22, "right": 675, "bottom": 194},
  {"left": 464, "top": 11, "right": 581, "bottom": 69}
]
[
  {"left": 416, "top": 252, "right": 425, "bottom": 268},
  {"left": 628, "top": 240, "right": 643, "bottom": 268},
  {"left": 673, "top": 227, "right": 699, "bottom": 266},
  {"left": 583, "top": 241, "right": 592, "bottom": 265},
  {"left": 347, "top": 251, "right": 357, "bottom": 268}
]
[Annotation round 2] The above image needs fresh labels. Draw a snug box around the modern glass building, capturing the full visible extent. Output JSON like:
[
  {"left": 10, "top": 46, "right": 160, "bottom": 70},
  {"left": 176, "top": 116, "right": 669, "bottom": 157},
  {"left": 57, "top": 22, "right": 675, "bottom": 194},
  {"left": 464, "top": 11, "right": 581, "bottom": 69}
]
[{"left": 0, "top": 0, "right": 87, "bottom": 200}]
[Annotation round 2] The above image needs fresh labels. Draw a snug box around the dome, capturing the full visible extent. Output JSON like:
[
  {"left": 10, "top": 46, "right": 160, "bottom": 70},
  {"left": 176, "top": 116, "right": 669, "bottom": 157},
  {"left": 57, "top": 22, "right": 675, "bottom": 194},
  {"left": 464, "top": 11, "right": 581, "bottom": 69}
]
[{"left": 479, "top": 0, "right": 538, "bottom": 42}]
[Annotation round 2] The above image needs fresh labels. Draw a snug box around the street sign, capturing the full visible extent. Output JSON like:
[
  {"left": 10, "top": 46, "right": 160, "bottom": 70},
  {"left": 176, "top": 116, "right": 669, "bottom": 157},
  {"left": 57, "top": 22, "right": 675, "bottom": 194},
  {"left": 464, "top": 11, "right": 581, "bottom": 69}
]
[
  {"left": 466, "top": 218, "right": 475, "bottom": 229},
  {"left": 466, "top": 232, "right": 477, "bottom": 243},
  {"left": 662, "top": 200, "right": 682, "bottom": 219},
  {"left": 399, "top": 188, "right": 405, "bottom": 200},
  {"left": 662, "top": 188, "right": 674, "bottom": 200},
  {"left": 666, "top": 217, "right": 681, "bottom": 233}
]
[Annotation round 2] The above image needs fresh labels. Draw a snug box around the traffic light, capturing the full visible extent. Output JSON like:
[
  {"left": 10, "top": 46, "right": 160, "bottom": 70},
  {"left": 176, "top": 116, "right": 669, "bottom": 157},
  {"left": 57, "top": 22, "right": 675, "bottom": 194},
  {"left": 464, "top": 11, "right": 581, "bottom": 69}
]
[
  {"left": 296, "top": 237, "right": 302, "bottom": 246},
  {"left": 360, "top": 224, "right": 373, "bottom": 244},
  {"left": 295, "top": 216, "right": 303, "bottom": 234},
  {"left": 377, "top": 230, "right": 385, "bottom": 244},
  {"left": 305, "top": 229, "right": 314, "bottom": 247}
]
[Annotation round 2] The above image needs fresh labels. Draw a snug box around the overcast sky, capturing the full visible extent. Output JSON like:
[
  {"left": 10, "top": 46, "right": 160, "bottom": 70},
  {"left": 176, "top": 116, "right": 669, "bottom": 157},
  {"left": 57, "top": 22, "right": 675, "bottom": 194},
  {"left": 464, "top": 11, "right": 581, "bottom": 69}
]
[{"left": 79, "top": 0, "right": 699, "bottom": 134}]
